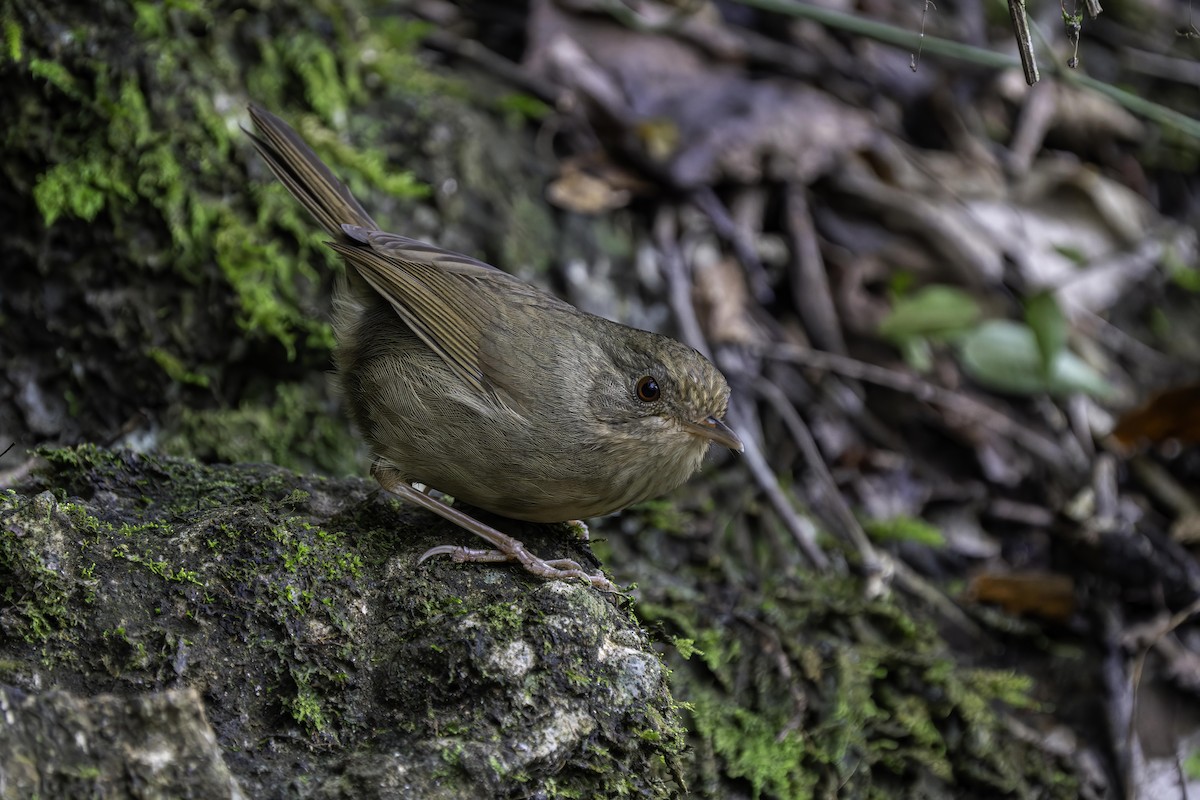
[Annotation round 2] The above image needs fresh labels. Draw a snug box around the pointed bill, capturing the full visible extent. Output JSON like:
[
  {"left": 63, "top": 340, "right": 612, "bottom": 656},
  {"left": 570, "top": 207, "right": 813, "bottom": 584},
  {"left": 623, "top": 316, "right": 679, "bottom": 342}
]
[{"left": 682, "top": 416, "right": 744, "bottom": 453}]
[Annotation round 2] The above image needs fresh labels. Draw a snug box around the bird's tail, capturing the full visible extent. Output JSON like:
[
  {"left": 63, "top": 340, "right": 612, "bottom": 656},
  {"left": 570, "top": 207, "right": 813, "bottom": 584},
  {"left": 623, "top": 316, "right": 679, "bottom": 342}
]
[{"left": 245, "top": 104, "right": 378, "bottom": 237}]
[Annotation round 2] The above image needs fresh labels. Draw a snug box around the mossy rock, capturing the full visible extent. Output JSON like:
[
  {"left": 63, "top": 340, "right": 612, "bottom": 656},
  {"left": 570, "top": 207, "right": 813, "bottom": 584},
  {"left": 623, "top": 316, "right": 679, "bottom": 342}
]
[{"left": 0, "top": 445, "right": 686, "bottom": 798}]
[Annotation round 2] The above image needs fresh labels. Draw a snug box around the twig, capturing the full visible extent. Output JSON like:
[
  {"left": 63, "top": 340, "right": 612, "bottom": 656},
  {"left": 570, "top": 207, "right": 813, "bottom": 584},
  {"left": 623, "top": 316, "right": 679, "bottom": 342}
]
[
  {"left": 1007, "top": 81, "right": 1055, "bottom": 174},
  {"left": 731, "top": 399, "right": 829, "bottom": 570},
  {"left": 655, "top": 207, "right": 828, "bottom": 570},
  {"left": 1061, "top": 1, "right": 1082, "bottom": 69},
  {"left": 653, "top": 207, "right": 712, "bottom": 359},
  {"left": 1101, "top": 603, "right": 1137, "bottom": 796},
  {"left": 729, "top": 0, "right": 1200, "bottom": 140},
  {"left": 596, "top": 0, "right": 705, "bottom": 33},
  {"left": 690, "top": 187, "right": 773, "bottom": 304},
  {"left": 910, "top": 0, "right": 936, "bottom": 73},
  {"left": 1125, "top": 595, "right": 1200, "bottom": 797},
  {"left": 754, "top": 378, "right": 878, "bottom": 575},
  {"left": 1008, "top": 0, "right": 1040, "bottom": 85},
  {"left": 763, "top": 343, "right": 1089, "bottom": 478},
  {"left": 421, "top": 30, "right": 561, "bottom": 105},
  {"left": 784, "top": 184, "right": 845, "bottom": 354}
]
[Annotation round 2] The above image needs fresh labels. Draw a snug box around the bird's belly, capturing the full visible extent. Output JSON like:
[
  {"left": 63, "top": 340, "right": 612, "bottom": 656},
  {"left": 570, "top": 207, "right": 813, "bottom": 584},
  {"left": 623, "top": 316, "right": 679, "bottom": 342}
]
[{"left": 337, "top": 312, "right": 708, "bottom": 523}]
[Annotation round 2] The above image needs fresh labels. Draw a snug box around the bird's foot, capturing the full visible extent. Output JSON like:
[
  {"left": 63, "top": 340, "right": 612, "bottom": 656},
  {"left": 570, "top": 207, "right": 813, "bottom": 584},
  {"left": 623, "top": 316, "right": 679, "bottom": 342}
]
[
  {"left": 419, "top": 543, "right": 617, "bottom": 591},
  {"left": 372, "top": 464, "right": 618, "bottom": 592}
]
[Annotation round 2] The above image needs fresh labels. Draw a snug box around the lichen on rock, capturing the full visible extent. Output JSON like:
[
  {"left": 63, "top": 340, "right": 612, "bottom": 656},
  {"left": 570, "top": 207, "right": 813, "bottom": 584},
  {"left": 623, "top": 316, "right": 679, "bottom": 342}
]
[{"left": 0, "top": 446, "right": 686, "bottom": 798}]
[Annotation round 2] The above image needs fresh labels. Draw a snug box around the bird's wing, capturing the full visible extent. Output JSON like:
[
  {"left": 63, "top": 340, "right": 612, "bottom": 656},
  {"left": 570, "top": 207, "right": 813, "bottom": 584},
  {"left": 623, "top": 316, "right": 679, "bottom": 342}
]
[{"left": 331, "top": 228, "right": 573, "bottom": 403}]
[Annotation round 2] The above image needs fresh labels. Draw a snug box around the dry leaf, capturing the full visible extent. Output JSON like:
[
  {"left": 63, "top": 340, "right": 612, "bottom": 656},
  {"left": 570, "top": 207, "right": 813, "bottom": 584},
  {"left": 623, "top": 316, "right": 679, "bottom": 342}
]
[{"left": 966, "top": 572, "right": 1076, "bottom": 622}]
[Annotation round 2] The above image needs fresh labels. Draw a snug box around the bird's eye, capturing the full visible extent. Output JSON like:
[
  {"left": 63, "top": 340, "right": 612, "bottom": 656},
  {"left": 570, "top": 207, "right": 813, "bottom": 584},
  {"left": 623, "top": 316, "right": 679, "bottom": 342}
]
[{"left": 636, "top": 375, "right": 661, "bottom": 402}]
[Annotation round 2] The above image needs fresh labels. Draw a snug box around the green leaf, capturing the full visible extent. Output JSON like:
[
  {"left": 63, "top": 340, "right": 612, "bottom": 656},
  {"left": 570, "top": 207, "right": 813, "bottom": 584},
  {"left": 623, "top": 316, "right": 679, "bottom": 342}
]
[
  {"left": 879, "top": 285, "right": 982, "bottom": 342},
  {"left": 1023, "top": 291, "right": 1066, "bottom": 378},
  {"left": 898, "top": 336, "right": 933, "bottom": 373},
  {"left": 957, "top": 320, "right": 1112, "bottom": 398},
  {"left": 863, "top": 516, "right": 945, "bottom": 547}
]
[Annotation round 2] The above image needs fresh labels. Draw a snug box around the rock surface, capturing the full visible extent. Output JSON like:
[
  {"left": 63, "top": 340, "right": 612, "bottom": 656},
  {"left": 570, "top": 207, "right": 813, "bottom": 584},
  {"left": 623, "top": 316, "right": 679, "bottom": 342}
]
[{"left": 0, "top": 447, "right": 684, "bottom": 798}]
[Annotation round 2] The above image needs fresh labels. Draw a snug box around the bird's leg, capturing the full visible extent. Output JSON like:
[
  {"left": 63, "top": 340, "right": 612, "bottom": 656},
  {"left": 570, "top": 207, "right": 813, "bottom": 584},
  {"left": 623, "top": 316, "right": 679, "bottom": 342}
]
[{"left": 372, "top": 464, "right": 618, "bottom": 592}]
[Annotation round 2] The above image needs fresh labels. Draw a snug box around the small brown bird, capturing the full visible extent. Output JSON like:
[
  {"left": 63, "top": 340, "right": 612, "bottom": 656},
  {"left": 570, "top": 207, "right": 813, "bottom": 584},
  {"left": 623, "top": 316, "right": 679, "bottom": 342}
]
[{"left": 245, "top": 105, "right": 742, "bottom": 590}]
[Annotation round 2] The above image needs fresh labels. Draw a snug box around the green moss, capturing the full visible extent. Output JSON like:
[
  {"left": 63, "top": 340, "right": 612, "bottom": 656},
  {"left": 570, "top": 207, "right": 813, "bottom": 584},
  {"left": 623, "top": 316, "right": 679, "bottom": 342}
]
[
  {"left": 163, "top": 381, "right": 359, "bottom": 476},
  {"left": 289, "top": 674, "right": 330, "bottom": 734},
  {"left": 640, "top": 572, "right": 1080, "bottom": 798},
  {"left": 1184, "top": 749, "right": 1200, "bottom": 780},
  {"left": 629, "top": 498, "right": 692, "bottom": 535},
  {"left": 3, "top": 17, "right": 21, "bottom": 62},
  {"left": 497, "top": 92, "right": 552, "bottom": 124},
  {"left": 28, "top": 57, "right": 81, "bottom": 97},
  {"left": 0, "top": 494, "right": 86, "bottom": 644},
  {"left": 11, "top": 0, "right": 435, "bottom": 368},
  {"left": 478, "top": 601, "right": 524, "bottom": 637},
  {"left": 862, "top": 516, "right": 945, "bottom": 547},
  {"left": 33, "top": 153, "right": 137, "bottom": 226},
  {"left": 147, "top": 346, "right": 210, "bottom": 388},
  {"left": 691, "top": 686, "right": 816, "bottom": 800}
]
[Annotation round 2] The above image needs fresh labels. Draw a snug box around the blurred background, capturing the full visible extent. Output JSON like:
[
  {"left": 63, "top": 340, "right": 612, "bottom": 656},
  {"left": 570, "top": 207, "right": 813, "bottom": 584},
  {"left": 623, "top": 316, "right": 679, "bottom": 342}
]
[{"left": 3, "top": 0, "right": 1200, "bottom": 796}]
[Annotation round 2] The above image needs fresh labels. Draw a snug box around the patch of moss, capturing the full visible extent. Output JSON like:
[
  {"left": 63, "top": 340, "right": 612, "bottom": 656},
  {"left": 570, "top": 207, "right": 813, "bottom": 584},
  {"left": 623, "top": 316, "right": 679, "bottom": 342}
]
[
  {"left": 2, "top": 15, "right": 21, "bottom": 61},
  {"left": 147, "top": 346, "right": 211, "bottom": 388},
  {"left": 163, "top": 381, "right": 360, "bottom": 476},
  {"left": 640, "top": 572, "right": 1079, "bottom": 799},
  {"left": 862, "top": 515, "right": 945, "bottom": 547},
  {"left": 5, "top": 0, "right": 445, "bottom": 475}
]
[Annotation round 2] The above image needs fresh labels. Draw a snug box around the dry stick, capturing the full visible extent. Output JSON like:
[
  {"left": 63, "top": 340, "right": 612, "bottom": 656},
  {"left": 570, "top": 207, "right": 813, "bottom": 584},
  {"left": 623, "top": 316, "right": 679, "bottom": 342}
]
[
  {"left": 1008, "top": 0, "right": 1040, "bottom": 85},
  {"left": 421, "top": 29, "right": 560, "bottom": 104},
  {"left": 690, "top": 186, "right": 774, "bottom": 304},
  {"left": 734, "top": 0, "right": 1200, "bottom": 140},
  {"left": 654, "top": 208, "right": 713, "bottom": 360},
  {"left": 735, "top": 404, "right": 829, "bottom": 570},
  {"left": 910, "top": 0, "right": 936, "bottom": 72},
  {"left": 784, "top": 184, "right": 846, "bottom": 355},
  {"left": 654, "top": 208, "right": 829, "bottom": 570},
  {"left": 756, "top": 377, "right": 988, "bottom": 629},
  {"left": 764, "top": 344, "right": 1088, "bottom": 478},
  {"left": 1074, "top": 309, "right": 1172, "bottom": 372},
  {"left": 754, "top": 378, "right": 877, "bottom": 572},
  {"left": 1101, "top": 604, "right": 1138, "bottom": 796},
  {"left": 597, "top": 0, "right": 706, "bottom": 34},
  {"left": 1122, "top": 596, "right": 1200, "bottom": 797},
  {"left": 1008, "top": 80, "right": 1056, "bottom": 174}
]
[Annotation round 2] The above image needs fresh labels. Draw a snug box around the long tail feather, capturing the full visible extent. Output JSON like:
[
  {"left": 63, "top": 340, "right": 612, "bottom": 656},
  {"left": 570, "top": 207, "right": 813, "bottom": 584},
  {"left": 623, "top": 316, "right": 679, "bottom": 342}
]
[{"left": 245, "top": 104, "right": 377, "bottom": 237}]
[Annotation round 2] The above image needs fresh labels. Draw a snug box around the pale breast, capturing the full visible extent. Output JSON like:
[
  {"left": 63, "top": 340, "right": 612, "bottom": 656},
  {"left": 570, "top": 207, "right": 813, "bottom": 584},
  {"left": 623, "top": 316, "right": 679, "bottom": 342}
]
[{"left": 335, "top": 298, "right": 712, "bottom": 522}]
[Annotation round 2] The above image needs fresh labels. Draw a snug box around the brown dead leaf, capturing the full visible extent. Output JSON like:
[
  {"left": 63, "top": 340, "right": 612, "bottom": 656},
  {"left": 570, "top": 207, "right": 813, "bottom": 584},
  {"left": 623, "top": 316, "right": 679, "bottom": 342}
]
[
  {"left": 524, "top": 0, "right": 873, "bottom": 188},
  {"left": 1171, "top": 513, "right": 1200, "bottom": 545},
  {"left": 966, "top": 571, "right": 1076, "bottom": 622},
  {"left": 692, "top": 253, "right": 760, "bottom": 345},
  {"left": 1111, "top": 383, "right": 1200, "bottom": 451},
  {"left": 546, "top": 157, "right": 650, "bottom": 214}
]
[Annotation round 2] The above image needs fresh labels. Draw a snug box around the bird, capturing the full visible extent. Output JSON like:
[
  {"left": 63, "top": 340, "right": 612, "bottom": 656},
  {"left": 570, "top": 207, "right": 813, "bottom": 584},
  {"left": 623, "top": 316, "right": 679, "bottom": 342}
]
[{"left": 245, "top": 104, "right": 742, "bottom": 591}]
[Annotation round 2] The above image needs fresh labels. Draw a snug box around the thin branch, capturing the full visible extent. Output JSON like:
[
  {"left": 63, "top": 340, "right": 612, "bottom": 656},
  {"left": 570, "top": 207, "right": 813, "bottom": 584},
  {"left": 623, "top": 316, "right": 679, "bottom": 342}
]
[
  {"left": 763, "top": 343, "right": 1089, "bottom": 479},
  {"left": 754, "top": 378, "right": 877, "bottom": 573},
  {"left": 729, "top": 0, "right": 1200, "bottom": 140},
  {"left": 1008, "top": 0, "right": 1040, "bottom": 84},
  {"left": 655, "top": 207, "right": 829, "bottom": 570}
]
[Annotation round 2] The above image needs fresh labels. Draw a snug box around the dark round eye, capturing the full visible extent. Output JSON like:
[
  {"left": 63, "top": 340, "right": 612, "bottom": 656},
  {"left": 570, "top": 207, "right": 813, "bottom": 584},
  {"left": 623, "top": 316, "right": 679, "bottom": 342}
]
[{"left": 635, "top": 375, "right": 661, "bottom": 402}]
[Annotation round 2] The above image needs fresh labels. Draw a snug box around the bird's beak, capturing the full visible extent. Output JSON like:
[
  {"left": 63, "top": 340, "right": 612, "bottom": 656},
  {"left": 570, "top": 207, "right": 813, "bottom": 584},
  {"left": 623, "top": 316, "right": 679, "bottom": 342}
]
[{"left": 683, "top": 416, "right": 744, "bottom": 453}]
